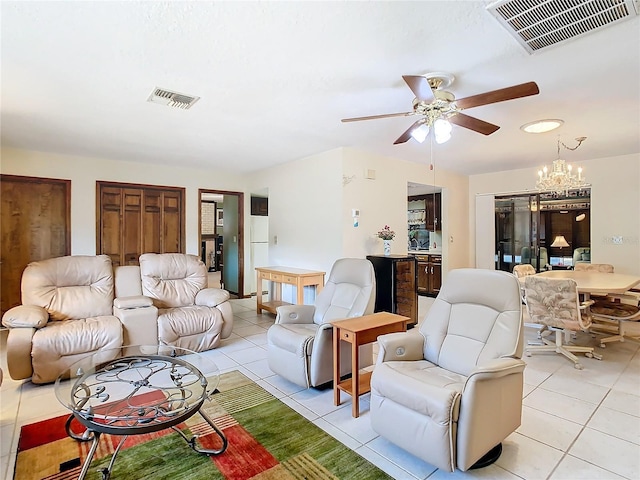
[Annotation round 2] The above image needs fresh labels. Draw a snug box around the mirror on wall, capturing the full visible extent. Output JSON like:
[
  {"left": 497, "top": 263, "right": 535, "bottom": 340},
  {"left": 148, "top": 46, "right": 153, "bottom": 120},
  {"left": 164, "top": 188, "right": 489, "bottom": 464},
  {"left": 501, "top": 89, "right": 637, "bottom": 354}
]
[{"left": 495, "top": 188, "right": 590, "bottom": 273}]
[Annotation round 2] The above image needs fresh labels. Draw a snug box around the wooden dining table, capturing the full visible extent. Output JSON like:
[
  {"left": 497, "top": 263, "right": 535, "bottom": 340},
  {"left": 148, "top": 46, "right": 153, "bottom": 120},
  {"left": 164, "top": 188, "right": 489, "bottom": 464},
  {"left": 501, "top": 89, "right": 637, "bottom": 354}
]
[{"left": 534, "top": 270, "right": 640, "bottom": 296}]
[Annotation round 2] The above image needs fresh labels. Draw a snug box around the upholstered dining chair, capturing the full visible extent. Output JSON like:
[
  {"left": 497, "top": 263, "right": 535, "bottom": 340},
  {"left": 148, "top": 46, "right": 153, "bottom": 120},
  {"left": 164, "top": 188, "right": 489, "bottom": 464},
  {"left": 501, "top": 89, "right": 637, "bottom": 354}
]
[
  {"left": 524, "top": 276, "right": 602, "bottom": 369},
  {"left": 574, "top": 263, "right": 614, "bottom": 273},
  {"left": 590, "top": 293, "right": 640, "bottom": 347},
  {"left": 513, "top": 264, "right": 536, "bottom": 301},
  {"left": 267, "top": 258, "right": 376, "bottom": 388},
  {"left": 370, "top": 268, "right": 525, "bottom": 472}
]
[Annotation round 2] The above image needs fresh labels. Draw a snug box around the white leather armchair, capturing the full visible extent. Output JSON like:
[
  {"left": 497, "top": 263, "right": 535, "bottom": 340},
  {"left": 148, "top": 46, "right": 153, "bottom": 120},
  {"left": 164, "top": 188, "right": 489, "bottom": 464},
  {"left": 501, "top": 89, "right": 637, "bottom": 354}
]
[
  {"left": 370, "top": 268, "right": 525, "bottom": 472},
  {"left": 1, "top": 255, "right": 125, "bottom": 384},
  {"left": 267, "top": 258, "right": 376, "bottom": 388}
]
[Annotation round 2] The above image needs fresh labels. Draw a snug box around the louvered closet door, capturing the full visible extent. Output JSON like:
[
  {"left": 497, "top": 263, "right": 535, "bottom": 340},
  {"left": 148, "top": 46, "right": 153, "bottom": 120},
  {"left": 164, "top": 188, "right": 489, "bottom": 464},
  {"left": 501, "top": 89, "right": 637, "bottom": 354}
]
[{"left": 98, "top": 182, "right": 184, "bottom": 265}]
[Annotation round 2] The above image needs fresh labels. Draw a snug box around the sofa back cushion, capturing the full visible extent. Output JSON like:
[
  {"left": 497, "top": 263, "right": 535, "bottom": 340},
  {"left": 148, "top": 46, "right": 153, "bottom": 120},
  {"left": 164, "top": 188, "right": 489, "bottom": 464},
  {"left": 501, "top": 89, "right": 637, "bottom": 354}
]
[
  {"left": 21, "top": 255, "right": 114, "bottom": 320},
  {"left": 139, "top": 253, "right": 207, "bottom": 308}
]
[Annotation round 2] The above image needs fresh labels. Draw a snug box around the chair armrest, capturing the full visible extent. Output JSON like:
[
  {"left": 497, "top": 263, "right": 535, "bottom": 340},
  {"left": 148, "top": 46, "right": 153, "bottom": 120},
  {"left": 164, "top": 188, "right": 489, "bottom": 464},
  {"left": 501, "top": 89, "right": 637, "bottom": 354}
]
[
  {"left": 114, "top": 295, "right": 154, "bottom": 309},
  {"left": 465, "top": 358, "right": 526, "bottom": 384},
  {"left": 275, "top": 305, "right": 316, "bottom": 324},
  {"left": 195, "top": 288, "right": 230, "bottom": 307},
  {"left": 376, "top": 330, "right": 425, "bottom": 364},
  {"left": 2, "top": 305, "right": 49, "bottom": 328}
]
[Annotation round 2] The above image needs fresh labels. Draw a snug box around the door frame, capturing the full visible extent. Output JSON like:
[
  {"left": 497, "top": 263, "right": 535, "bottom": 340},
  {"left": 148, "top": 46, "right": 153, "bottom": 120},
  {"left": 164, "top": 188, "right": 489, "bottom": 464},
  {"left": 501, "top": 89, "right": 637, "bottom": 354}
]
[{"left": 198, "top": 189, "right": 244, "bottom": 298}]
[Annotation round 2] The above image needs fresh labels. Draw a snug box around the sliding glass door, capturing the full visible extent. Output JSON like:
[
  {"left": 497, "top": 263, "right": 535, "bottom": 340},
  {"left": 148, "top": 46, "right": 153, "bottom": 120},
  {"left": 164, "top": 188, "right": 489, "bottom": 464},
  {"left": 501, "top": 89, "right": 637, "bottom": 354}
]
[
  {"left": 495, "top": 194, "right": 540, "bottom": 273},
  {"left": 494, "top": 189, "right": 590, "bottom": 273}
]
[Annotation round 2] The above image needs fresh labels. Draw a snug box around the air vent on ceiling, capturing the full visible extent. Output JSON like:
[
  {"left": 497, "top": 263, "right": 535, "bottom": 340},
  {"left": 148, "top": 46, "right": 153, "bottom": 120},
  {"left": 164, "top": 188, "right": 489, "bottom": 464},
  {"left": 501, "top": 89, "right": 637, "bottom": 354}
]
[
  {"left": 486, "top": 0, "right": 639, "bottom": 54},
  {"left": 147, "top": 87, "right": 200, "bottom": 109}
]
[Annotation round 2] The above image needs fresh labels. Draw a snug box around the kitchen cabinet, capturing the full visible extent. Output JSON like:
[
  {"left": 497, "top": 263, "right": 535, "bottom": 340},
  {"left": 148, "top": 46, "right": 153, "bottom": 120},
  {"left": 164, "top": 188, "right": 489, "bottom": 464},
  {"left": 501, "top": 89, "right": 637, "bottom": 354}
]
[
  {"left": 408, "top": 193, "right": 441, "bottom": 231},
  {"left": 366, "top": 255, "right": 418, "bottom": 326},
  {"left": 414, "top": 254, "right": 441, "bottom": 297}
]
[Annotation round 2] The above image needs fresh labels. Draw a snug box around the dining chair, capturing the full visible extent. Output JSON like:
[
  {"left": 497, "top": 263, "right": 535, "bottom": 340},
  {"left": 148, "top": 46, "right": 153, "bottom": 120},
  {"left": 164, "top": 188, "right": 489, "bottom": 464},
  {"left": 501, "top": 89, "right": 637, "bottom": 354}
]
[
  {"left": 524, "top": 276, "right": 602, "bottom": 369},
  {"left": 574, "top": 263, "right": 614, "bottom": 273},
  {"left": 590, "top": 293, "right": 640, "bottom": 347}
]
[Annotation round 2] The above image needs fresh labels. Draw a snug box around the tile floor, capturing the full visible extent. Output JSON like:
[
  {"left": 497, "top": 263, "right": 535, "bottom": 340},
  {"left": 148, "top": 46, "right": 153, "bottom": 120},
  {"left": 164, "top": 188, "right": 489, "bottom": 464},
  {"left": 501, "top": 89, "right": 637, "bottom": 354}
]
[{"left": 1, "top": 296, "right": 639, "bottom": 480}]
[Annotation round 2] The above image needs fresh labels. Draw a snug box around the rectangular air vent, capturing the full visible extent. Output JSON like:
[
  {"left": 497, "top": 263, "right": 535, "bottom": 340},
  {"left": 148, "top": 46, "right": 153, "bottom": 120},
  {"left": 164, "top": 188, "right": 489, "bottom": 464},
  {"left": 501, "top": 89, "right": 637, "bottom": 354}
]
[
  {"left": 486, "top": 0, "right": 639, "bottom": 54},
  {"left": 147, "top": 87, "right": 200, "bottom": 109}
]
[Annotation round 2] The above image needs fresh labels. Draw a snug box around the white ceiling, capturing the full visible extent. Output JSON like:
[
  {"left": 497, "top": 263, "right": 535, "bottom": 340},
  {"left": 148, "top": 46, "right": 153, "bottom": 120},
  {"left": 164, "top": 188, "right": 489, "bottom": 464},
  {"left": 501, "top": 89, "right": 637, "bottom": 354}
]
[{"left": 2, "top": 1, "right": 639, "bottom": 176}]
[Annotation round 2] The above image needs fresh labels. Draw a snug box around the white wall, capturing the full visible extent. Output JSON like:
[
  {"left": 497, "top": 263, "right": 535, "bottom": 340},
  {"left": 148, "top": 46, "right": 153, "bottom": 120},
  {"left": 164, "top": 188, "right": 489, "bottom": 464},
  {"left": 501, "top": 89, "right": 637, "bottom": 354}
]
[
  {"left": 249, "top": 147, "right": 471, "bottom": 282},
  {"left": 247, "top": 149, "right": 343, "bottom": 276},
  {"left": 469, "top": 153, "right": 640, "bottom": 275},
  {"left": 0, "top": 147, "right": 249, "bottom": 270}
]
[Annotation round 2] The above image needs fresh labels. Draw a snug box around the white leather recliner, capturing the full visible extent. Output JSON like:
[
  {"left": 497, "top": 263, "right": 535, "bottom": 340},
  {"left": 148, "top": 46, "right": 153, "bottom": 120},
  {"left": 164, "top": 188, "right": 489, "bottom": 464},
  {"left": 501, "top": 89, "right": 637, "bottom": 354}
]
[
  {"left": 267, "top": 258, "right": 376, "bottom": 388},
  {"left": 116, "top": 253, "right": 234, "bottom": 352},
  {"left": 370, "top": 268, "right": 524, "bottom": 472},
  {"left": 1, "top": 255, "right": 130, "bottom": 384}
]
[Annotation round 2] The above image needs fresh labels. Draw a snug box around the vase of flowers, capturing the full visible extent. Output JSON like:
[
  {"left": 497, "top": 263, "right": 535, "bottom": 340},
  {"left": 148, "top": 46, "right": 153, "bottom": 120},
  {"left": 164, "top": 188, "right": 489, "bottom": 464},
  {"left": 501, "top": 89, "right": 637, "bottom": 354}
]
[{"left": 377, "top": 225, "right": 395, "bottom": 256}]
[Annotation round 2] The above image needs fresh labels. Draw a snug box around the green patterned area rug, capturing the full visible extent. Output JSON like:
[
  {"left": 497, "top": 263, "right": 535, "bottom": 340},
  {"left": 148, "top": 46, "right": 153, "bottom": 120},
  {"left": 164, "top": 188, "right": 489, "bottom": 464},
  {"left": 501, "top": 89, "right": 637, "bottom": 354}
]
[{"left": 14, "top": 370, "right": 393, "bottom": 479}]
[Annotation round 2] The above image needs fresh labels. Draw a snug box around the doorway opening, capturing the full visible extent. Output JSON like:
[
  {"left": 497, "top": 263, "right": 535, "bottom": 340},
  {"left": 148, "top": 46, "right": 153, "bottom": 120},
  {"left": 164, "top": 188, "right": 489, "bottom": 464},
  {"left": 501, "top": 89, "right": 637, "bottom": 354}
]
[{"left": 198, "top": 189, "right": 244, "bottom": 298}]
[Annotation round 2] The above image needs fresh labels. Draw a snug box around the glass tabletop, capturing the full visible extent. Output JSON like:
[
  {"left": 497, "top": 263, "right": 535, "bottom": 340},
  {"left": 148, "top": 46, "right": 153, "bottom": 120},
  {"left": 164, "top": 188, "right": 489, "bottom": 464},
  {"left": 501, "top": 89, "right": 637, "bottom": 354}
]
[{"left": 54, "top": 345, "right": 220, "bottom": 434}]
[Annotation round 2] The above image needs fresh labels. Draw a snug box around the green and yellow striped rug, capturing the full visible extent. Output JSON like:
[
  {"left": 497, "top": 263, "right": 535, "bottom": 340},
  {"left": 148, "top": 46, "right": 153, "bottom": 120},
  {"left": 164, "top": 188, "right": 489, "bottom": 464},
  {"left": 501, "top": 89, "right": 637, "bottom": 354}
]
[{"left": 14, "top": 370, "right": 393, "bottom": 479}]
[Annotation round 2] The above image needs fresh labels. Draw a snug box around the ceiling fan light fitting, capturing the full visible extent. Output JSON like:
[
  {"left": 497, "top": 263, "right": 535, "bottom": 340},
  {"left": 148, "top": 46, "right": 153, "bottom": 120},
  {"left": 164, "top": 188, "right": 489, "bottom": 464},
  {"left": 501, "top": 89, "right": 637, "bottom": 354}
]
[
  {"left": 411, "top": 123, "right": 430, "bottom": 143},
  {"left": 520, "top": 119, "right": 564, "bottom": 134},
  {"left": 434, "top": 119, "right": 452, "bottom": 144}
]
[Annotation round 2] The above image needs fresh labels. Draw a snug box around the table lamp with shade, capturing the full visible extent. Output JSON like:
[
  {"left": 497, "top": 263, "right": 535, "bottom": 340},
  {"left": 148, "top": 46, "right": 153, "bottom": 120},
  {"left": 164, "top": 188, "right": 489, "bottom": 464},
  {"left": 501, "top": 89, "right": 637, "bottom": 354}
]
[{"left": 551, "top": 235, "right": 570, "bottom": 266}]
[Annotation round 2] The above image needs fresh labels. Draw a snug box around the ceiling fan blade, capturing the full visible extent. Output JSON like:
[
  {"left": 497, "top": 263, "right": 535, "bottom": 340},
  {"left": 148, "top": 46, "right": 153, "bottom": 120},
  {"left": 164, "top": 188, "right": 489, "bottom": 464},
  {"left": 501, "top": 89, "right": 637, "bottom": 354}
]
[
  {"left": 449, "top": 113, "right": 500, "bottom": 135},
  {"left": 402, "top": 75, "right": 435, "bottom": 102},
  {"left": 393, "top": 119, "right": 424, "bottom": 145},
  {"left": 455, "top": 82, "right": 539, "bottom": 110},
  {"left": 341, "top": 112, "right": 412, "bottom": 123}
]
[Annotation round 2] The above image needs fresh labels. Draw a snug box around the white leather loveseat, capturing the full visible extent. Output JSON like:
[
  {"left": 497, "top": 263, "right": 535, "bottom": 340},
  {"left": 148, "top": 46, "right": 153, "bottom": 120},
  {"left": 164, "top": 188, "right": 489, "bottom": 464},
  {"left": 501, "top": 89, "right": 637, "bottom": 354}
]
[{"left": 2, "top": 253, "right": 233, "bottom": 384}]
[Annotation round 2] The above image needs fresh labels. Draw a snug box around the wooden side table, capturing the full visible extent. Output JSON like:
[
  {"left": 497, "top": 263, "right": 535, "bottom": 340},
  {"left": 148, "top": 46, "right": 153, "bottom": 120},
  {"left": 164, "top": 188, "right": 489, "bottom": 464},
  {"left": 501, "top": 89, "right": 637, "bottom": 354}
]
[
  {"left": 255, "top": 266, "right": 325, "bottom": 314},
  {"left": 331, "top": 312, "right": 409, "bottom": 418}
]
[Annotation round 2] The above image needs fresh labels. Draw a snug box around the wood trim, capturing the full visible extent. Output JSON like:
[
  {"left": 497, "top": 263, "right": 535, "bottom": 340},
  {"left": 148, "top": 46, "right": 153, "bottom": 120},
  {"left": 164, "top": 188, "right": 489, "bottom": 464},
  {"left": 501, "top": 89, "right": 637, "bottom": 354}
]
[{"left": 1, "top": 174, "right": 71, "bottom": 256}]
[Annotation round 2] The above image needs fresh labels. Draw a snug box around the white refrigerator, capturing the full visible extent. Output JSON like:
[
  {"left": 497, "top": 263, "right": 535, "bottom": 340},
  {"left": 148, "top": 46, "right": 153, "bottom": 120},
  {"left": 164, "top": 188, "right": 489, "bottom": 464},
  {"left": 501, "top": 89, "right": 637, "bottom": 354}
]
[{"left": 250, "top": 216, "right": 269, "bottom": 295}]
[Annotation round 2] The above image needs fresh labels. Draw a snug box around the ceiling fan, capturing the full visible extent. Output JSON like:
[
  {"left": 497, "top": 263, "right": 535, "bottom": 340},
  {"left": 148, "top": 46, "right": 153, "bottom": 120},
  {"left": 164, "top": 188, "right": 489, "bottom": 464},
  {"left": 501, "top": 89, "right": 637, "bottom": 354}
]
[{"left": 341, "top": 73, "right": 539, "bottom": 145}]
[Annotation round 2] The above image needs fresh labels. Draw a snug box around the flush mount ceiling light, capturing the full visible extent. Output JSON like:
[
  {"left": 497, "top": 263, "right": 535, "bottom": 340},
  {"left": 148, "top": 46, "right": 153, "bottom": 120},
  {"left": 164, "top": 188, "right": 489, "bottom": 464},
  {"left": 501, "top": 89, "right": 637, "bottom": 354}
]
[{"left": 520, "top": 119, "right": 564, "bottom": 133}]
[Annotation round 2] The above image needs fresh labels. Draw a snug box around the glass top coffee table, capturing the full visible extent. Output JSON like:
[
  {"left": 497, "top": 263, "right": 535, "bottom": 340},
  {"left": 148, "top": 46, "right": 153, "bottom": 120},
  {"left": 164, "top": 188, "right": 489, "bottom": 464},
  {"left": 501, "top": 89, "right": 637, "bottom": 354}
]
[{"left": 55, "top": 345, "right": 228, "bottom": 480}]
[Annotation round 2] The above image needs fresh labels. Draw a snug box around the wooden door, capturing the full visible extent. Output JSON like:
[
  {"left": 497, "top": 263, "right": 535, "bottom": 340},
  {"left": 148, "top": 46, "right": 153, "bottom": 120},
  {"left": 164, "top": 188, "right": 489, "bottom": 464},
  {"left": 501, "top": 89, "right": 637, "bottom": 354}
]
[
  {"left": 97, "top": 182, "right": 184, "bottom": 265},
  {"left": 0, "top": 175, "right": 70, "bottom": 314}
]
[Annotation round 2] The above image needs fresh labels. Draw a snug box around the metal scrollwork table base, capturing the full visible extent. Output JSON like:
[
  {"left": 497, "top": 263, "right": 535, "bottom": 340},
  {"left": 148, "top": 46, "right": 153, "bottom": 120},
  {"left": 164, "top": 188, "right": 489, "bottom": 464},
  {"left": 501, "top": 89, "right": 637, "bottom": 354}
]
[{"left": 55, "top": 347, "right": 228, "bottom": 480}]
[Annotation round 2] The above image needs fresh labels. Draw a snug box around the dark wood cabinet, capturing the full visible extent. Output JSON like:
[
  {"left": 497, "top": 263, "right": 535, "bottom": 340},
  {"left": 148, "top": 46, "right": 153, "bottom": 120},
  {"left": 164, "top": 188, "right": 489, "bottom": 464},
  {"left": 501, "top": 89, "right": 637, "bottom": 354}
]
[
  {"left": 366, "top": 255, "right": 418, "bottom": 326},
  {"left": 414, "top": 254, "right": 441, "bottom": 297},
  {"left": 408, "top": 192, "right": 441, "bottom": 231},
  {"left": 251, "top": 196, "right": 268, "bottom": 216},
  {"left": 429, "top": 255, "right": 442, "bottom": 296},
  {"left": 97, "top": 182, "right": 185, "bottom": 266}
]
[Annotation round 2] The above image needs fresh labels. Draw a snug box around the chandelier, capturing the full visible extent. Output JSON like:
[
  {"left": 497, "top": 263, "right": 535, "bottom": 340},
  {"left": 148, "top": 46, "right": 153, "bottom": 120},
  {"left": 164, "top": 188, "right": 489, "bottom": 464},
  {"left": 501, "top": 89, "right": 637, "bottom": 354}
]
[{"left": 536, "top": 136, "right": 589, "bottom": 195}]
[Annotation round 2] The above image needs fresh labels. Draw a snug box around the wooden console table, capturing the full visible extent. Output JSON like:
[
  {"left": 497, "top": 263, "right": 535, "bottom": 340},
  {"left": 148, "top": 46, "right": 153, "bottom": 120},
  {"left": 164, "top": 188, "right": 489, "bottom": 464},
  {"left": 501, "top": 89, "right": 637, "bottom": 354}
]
[
  {"left": 255, "top": 266, "right": 325, "bottom": 314},
  {"left": 331, "top": 312, "right": 409, "bottom": 418}
]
